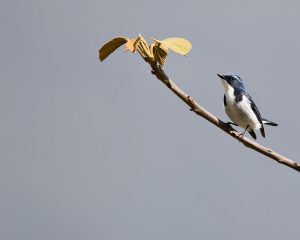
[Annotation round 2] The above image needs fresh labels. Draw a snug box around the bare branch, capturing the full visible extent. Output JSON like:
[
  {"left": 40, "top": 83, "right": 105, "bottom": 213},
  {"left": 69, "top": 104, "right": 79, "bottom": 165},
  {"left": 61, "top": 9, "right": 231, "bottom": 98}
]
[{"left": 149, "top": 63, "right": 300, "bottom": 172}]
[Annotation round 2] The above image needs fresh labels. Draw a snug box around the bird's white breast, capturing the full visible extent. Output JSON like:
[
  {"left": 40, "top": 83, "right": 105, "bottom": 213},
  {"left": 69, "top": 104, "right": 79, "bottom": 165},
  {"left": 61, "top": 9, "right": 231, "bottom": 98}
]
[{"left": 224, "top": 85, "right": 261, "bottom": 130}]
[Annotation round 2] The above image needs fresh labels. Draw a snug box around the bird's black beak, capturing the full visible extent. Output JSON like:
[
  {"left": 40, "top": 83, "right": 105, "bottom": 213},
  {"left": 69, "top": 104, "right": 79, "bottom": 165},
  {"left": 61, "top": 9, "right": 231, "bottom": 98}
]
[{"left": 217, "top": 74, "right": 225, "bottom": 79}]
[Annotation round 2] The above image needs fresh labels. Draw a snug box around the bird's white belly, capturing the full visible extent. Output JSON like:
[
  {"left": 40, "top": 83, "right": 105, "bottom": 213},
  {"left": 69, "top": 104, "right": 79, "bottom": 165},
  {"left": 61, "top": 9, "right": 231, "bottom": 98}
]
[{"left": 225, "top": 98, "right": 261, "bottom": 130}]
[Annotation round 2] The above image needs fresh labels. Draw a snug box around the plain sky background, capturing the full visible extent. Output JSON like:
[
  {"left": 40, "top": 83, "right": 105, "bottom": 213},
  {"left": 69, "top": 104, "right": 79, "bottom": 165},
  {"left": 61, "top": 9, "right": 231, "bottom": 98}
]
[{"left": 1, "top": 0, "right": 300, "bottom": 239}]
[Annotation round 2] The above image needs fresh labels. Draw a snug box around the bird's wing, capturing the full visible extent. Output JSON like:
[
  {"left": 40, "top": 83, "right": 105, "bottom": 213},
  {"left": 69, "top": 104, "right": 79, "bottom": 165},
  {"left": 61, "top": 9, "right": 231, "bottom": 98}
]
[
  {"left": 243, "top": 91, "right": 263, "bottom": 124},
  {"left": 244, "top": 91, "right": 265, "bottom": 137}
]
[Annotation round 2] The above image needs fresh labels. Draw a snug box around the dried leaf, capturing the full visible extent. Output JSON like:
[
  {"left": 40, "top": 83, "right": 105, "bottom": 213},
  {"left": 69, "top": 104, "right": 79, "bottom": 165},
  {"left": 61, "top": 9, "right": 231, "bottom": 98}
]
[
  {"left": 136, "top": 35, "right": 152, "bottom": 60},
  {"left": 150, "top": 43, "right": 168, "bottom": 66},
  {"left": 153, "top": 37, "right": 192, "bottom": 56},
  {"left": 99, "top": 36, "right": 129, "bottom": 61}
]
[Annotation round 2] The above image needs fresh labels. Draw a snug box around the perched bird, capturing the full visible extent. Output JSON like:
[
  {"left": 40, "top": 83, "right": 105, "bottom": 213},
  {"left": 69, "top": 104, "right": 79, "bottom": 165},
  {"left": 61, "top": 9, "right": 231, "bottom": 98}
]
[{"left": 217, "top": 74, "right": 278, "bottom": 139}]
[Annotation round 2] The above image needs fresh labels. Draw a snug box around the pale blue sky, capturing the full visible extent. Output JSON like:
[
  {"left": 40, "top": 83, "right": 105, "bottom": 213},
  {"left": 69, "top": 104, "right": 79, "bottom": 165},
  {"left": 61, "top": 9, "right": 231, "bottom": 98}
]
[{"left": 1, "top": 0, "right": 300, "bottom": 239}]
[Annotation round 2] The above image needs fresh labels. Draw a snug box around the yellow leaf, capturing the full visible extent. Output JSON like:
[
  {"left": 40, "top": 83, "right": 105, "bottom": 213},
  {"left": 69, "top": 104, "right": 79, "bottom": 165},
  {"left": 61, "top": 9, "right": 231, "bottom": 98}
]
[
  {"left": 99, "top": 36, "right": 129, "bottom": 61},
  {"left": 160, "top": 38, "right": 192, "bottom": 56}
]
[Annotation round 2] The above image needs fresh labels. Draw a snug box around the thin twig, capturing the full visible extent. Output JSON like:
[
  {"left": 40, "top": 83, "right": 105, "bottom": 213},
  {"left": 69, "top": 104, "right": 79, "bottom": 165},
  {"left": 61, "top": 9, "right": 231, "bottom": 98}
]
[{"left": 149, "top": 63, "right": 300, "bottom": 172}]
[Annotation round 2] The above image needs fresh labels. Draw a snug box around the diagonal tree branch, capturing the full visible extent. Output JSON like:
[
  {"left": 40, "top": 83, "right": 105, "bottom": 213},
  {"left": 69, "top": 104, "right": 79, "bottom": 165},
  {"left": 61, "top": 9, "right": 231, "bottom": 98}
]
[
  {"left": 149, "top": 63, "right": 300, "bottom": 173},
  {"left": 99, "top": 35, "right": 300, "bottom": 173}
]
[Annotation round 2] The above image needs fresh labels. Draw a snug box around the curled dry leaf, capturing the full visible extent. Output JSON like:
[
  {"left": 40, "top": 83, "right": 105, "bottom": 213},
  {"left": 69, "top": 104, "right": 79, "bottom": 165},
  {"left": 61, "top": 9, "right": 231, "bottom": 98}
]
[
  {"left": 150, "top": 43, "right": 168, "bottom": 66},
  {"left": 136, "top": 35, "right": 153, "bottom": 61},
  {"left": 99, "top": 36, "right": 129, "bottom": 61}
]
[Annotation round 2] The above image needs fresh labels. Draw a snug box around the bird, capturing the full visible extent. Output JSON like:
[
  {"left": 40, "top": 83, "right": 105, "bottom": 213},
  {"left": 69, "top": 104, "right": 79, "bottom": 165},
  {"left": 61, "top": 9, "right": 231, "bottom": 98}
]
[{"left": 217, "top": 74, "right": 278, "bottom": 139}]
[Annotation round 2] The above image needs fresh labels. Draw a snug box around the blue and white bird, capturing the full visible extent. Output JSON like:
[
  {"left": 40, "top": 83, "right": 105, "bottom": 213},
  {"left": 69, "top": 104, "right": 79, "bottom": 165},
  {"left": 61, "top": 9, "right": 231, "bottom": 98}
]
[{"left": 217, "top": 74, "right": 278, "bottom": 139}]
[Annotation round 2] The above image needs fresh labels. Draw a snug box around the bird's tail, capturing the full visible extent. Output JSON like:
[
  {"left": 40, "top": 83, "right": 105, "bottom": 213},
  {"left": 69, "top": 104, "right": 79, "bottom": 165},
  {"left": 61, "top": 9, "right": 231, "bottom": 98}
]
[{"left": 262, "top": 118, "right": 278, "bottom": 126}]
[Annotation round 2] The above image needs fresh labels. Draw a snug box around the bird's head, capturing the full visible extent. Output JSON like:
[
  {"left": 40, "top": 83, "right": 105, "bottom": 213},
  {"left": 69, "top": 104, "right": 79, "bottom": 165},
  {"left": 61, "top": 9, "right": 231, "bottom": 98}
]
[{"left": 217, "top": 74, "right": 245, "bottom": 92}]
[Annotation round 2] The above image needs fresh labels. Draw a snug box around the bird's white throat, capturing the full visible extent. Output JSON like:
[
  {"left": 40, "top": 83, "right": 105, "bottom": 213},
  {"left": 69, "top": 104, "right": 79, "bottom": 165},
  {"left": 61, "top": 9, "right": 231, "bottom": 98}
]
[{"left": 222, "top": 80, "right": 235, "bottom": 100}]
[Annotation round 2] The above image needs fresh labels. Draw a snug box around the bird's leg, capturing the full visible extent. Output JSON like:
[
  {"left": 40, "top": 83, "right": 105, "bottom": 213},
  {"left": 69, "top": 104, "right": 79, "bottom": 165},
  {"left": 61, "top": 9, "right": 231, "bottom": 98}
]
[{"left": 239, "top": 125, "right": 249, "bottom": 139}]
